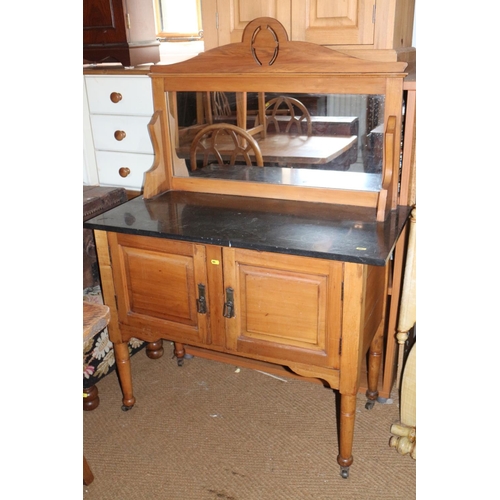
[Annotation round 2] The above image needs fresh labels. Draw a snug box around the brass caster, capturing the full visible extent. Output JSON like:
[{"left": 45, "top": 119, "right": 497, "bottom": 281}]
[
  {"left": 121, "top": 404, "right": 134, "bottom": 412},
  {"left": 365, "top": 400, "right": 375, "bottom": 410},
  {"left": 340, "top": 466, "right": 349, "bottom": 479}
]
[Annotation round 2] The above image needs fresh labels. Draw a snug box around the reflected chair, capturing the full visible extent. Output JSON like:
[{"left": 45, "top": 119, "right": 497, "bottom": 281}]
[
  {"left": 189, "top": 123, "right": 264, "bottom": 170},
  {"left": 256, "top": 96, "right": 312, "bottom": 136}
]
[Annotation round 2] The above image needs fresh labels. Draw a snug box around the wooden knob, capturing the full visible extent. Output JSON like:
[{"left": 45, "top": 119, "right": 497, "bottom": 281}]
[
  {"left": 114, "top": 130, "right": 126, "bottom": 141},
  {"left": 110, "top": 92, "right": 122, "bottom": 103},
  {"left": 119, "top": 167, "right": 131, "bottom": 178}
]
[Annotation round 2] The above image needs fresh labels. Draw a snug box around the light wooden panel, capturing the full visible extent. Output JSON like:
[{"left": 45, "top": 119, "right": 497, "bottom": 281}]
[{"left": 291, "top": 0, "right": 375, "bottom": 45}]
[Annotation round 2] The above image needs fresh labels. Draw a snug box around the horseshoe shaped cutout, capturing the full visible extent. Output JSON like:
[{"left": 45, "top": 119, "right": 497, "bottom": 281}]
[{"left": 250, "top": 24, "right": 279, "bottom": 66}]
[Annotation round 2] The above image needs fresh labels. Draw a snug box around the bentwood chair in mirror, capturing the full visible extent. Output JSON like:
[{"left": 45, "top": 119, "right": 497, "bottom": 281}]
[
  {"left": 189, "top": 123, "right": 264, "bottom": 169},
  {"left": 256, "top": 95, "right": 313, "bottom": 136}
]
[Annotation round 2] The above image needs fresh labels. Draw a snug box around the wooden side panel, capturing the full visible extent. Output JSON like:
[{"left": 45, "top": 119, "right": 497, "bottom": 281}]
[
  {"left": 94, "top": 230, "right": 123, "bottom": 344},
  {"left": 108, "top": 233, "right": 210, "bottom": 344},
  {"left": 224, "top": 247, "right": 342, "bottom": 368},
  {"left": 339, "top": 262, "right": 366, "bottom": 394},
  {"left": 362, "top": 263, "right": 388, "bottom": 355}
]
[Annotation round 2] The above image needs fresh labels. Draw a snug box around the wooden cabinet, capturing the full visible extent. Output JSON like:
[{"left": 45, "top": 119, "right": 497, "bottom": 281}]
[
  {"left": 83, "top": 0, "right": 160, "bottom": 66},
  {"left": 202, "top": 0, "right": 415, "bottom": 61},
  {"left": 83, "top": 73, "right": 154, "bottom": 190}
]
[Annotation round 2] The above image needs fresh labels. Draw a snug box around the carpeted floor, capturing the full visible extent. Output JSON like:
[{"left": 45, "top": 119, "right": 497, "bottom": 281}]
[{"left": 83, "top": 344, "right": 416, "bottom": 499}]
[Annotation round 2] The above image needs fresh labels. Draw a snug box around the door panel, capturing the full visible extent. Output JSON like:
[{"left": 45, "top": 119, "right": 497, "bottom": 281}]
[
  {"left": 224, "top": 247, "right": 342, "bottom": 368},
  {"left": 109, "top": 233, "right": 210, "bottom": 344},
  {"left": 217, "top": 0, "right": 292, "bottom": 46},
  {"left": 291, "top": 0, "right": 375, "bottom": 46}
]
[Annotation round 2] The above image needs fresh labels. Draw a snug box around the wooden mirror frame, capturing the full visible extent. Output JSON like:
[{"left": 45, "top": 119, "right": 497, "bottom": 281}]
[{"left": 144, "top": 17, "right": 408, "bottom": 221}]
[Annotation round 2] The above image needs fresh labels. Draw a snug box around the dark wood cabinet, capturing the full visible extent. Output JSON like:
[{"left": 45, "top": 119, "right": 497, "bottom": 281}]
[{"left": 83, "top": 0, "right": 160, "bottom": 67}]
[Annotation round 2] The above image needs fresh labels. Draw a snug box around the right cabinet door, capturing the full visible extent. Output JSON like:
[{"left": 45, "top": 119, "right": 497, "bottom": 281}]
[
  {"left": 291, "top": 0, "right": 375, "bottom": 46},
  {"left": 223, "top": 247, "right": 343, "bottom": 368}
]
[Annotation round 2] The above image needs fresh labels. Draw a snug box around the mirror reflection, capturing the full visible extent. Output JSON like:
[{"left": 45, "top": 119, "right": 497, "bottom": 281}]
[{"left": 171, "top": 91, "right": 385, "bottom": 191}]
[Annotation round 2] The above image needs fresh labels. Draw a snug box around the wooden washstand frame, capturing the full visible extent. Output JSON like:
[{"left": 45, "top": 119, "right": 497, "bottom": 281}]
[{"left": 92, "top": 17, "right": 412, "bottom": 480}]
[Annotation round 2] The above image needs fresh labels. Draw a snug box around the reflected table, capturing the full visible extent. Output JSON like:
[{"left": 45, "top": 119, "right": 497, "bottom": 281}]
[{"left": 178, "top": 134, "right": 357, "bottom": 170}]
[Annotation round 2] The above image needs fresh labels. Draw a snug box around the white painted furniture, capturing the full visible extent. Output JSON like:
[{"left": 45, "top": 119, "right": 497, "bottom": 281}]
[{"left": 83, "top": 73, "right": 154, "bottom": 190}]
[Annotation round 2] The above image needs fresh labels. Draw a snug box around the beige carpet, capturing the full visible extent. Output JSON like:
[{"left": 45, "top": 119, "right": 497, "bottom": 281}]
[{"left": 83, "top": 344, "right": 416, "bottom": 499}]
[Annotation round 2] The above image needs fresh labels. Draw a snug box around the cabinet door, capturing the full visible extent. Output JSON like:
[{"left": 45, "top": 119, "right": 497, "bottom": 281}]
[
  {"left": 207, "top": 0, "right": 292, "bottom": 49},
  {"left": 291, "top": 0, "right": 375, "bottom": 46},
  {"left": 108, "top": 233, "right": 210, "bottom": 345},
  {"left": 223, "top": 248, "right": 342, "bottom": 368}
]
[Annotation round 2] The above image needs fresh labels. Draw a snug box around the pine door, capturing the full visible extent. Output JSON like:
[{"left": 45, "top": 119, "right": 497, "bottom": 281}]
[
  {"left": 108, "top": 233, "right": 211, "bottom": 345},
  {"left": 223, "top": 247, "right": 343, "bottom": 368},
  {"left": 204, "top": 0, "right": 292, "bottom": 49},
  {"left": 291, "top": 0, "right": 376, "bottom": 46}
]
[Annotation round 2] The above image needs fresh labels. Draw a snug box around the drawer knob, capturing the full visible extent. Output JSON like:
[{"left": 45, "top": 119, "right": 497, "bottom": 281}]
[
  {"left": 110, "top": 92, "right": 122, "bottom": 103},
  {"left": 119, "top": 167, "right": 131, "bottom": 178},
  {"left": 114, "top": 130, "right": 126, "bottom": 141}
]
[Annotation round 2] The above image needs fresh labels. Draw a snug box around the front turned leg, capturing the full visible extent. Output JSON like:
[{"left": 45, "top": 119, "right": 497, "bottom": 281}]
[
  {"left": 114, "top": 341, "right": 136, "bottom": 411},
  {"left": 365, "top": 325, "right": 384, "bottom": 410},
  {"left": 337, "top": 393, "right": 356, "bottom": 478}
]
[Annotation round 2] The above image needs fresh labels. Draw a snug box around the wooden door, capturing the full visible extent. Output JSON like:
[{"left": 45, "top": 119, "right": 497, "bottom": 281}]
[
  {"left": 223, "top": 247, "right": 342, "bottom": 368},
  {"left": 203, "top": 0, "right": 292, "bottom": 49},
  {"left": 108, "top": 233, "right": 211, "bottom": 345},
  {"left": 290, "top": 0, "right": 375, "bottom": 46}
]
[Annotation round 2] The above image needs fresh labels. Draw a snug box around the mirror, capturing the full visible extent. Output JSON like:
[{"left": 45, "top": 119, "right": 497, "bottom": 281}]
[{"left": 170, "top": 91, "right": 385, "bottom": 192}]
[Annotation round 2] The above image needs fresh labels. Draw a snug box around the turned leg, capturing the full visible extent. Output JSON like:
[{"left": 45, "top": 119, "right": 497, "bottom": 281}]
[
  {"left": 174, "top": 342, "right": 186, "bottom": 366},
  {"left": 365, "top": 324, "right": 384, "bottom": 410},
  {"left": 83, "top": 385, "right": 100, "bottom": 411},
  {"left": 83, "top": 456, "right": 94, "bottom": 485},
  {"left": 337, "top": 393, "right": 356, "bottom": 478},
  {"left": 114, "top": 341, "right": 136, "bottom": 411},
  {"left": 146, "top": 340, "right": 164, "bottom": 359}
]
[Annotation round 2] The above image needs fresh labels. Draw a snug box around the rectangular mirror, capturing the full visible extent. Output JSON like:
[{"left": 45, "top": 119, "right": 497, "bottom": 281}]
[
  {"left": 170, "top": 91, "right": 385, "bottom": 192},
  {"left": 144, "top": 16, "right": 408, "bottom": 218}
]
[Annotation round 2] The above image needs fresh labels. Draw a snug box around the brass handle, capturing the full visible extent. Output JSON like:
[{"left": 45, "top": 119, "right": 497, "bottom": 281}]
[
  {"left": 114, "top": 130, "right": 126, "bottom": 141},
  {"left": 110, "top": 92, "right": 122, "bottom": 103},
  {"left": 223, "top": 287, "right": 235, "bottom": 318},
  {"left": 196, "top": 284, "right": 207, "bottom": 314},
  {"left": 119, "top": 167, "right": 130, "bottom": 178}
]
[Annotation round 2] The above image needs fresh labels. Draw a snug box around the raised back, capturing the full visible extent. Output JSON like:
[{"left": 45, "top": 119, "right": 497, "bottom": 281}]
[{"left": 144, "top": 17, "right": 408, "bottom": 220}]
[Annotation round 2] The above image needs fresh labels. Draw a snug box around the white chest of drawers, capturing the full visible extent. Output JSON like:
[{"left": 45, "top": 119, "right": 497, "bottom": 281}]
[{"left": 83, "top": 73, "right": 154, "bottom": 190}]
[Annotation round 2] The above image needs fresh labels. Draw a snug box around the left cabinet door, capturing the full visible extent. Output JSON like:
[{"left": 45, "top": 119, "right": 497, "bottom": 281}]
[{"left": 108, "top": 233, "right": 211, "bottom": 345}]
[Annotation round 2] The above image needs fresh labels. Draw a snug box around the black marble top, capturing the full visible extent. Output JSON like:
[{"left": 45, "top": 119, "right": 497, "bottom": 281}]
[{"left": 83, "top": 190, "right": 412, "bottom": 266}]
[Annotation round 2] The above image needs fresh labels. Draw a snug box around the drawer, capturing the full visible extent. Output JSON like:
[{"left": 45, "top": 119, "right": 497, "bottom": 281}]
[
  {"left": 90, "top": 115, "right": 154, "bottom": 154},
  {"left": 96, "top": 151, "right": 154, "bottom": 189},
  {"left": 85, "top": 76, "right": 153, "bottom": 116}
]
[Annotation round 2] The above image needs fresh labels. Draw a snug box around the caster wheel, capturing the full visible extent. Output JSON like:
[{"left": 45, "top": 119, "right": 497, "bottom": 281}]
[
  {"left": 177, "top": 358, "right": 184, "bottom": 367},
  {"left": 365, "top": 400, "right": 375, "bottom": 410},
  {"left": 121, "top": 405, "right": 133, "bottom": 412},
  {"left": 340, "top": 467, "right": 349, "bottom": 479}
]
